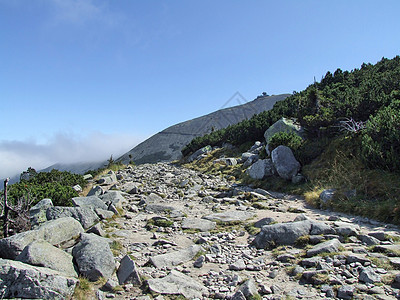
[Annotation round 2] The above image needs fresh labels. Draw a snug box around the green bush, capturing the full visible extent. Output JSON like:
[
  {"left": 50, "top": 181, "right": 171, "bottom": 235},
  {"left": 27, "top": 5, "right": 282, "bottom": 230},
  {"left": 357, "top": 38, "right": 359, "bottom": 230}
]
[
  {"left": 7, "top": 168, "right": 86, "bottom": 207},
  {"left": 268, "top": 132, "right": 303, "bottom": 152},
  {"left": 361, "top": 99, "right": 400, "bottom": 172}
]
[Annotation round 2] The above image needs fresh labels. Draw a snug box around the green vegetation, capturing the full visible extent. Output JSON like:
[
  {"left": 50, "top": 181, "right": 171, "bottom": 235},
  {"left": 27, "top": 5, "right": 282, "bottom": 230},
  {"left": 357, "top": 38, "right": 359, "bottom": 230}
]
[
  {"left": 6, "top": 168, "right": 87, "bottom": 207},
  {"left": 268, "top": 131, "right": 303, "bottom": 152},
  {"left": 182, "top": 55, "right": 400, "bottom": 224}
]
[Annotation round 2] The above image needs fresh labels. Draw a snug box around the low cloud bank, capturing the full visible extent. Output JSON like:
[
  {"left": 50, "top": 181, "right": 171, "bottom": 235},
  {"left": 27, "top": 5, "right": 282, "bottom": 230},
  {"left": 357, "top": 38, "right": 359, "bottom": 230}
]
[{"left": 0, "top": 131, "right": 143, "bottom": 180}]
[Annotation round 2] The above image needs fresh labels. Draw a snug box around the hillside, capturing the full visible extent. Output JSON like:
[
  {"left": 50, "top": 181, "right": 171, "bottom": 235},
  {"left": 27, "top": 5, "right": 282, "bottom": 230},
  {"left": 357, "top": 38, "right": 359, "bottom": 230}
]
[
  {"left": 182, "top": 55, "right": 400, "bottom": 223},
  {"left": 117, "top": 94, "right": 289, "bottom": 164}
]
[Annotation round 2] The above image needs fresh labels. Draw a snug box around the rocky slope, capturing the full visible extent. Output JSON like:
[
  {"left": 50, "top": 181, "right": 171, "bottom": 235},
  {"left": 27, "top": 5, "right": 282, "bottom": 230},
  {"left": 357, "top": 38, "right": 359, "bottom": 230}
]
[
  {"left": 117, "top": 94, "right": 289, "bottom": 165},
  {"left": 2, "top": 159, "right": 400, "bottom": 299}
]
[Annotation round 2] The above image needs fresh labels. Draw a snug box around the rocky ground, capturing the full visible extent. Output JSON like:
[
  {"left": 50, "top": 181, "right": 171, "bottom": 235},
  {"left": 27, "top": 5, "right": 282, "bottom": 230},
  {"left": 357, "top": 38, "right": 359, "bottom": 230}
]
[
  {"left": 96, "top": 162, "right": 400, "bottom": 300},
  {"left": 2, "top": 161, "right": 400, "bottom": 299}
]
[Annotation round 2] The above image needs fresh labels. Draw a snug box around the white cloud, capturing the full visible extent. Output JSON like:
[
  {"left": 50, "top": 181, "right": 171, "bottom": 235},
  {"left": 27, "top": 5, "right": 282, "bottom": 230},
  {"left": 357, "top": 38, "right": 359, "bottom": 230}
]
[{"left": 0, "top": 131, "right": 143, "bottom": 179}]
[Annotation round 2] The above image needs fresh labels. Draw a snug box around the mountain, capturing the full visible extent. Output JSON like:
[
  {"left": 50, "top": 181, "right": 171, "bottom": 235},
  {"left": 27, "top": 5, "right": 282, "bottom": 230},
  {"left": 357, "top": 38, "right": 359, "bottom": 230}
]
[
  {"left": 40, "top": 161, "right": 106, "bottom": 174},
  {"left": 117, "top": 94, "right": 290, "bottom": 164}
]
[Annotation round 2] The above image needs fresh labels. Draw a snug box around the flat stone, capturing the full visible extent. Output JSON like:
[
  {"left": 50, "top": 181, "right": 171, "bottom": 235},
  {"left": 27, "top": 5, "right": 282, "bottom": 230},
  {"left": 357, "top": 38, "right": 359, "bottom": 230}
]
[
  {"left": 333, "top": 221, "right": 360, "bottom": 236},
  {"left": 72, "top": 196, "right": 108, "bottom": 210},
  {"left": 229, "top": 259, "right": 246, "bottom": 271},
  {"left": 181, "top": 218, "right": 216, "bottom": 232},
  {"left": 307, "top": 238, "right": 342, "bottom": 257},
  {"left": 150, "top": 245, "right": 203, "bottom": 269},
  {"left": 337, "top": 285, "right": 355, "bottom": 299},
  {"left": 147, "top": 270, "right": 207, "bottom": 299},
  {"left": 203, "top": 211, "right": 255, "bottom": 223}
]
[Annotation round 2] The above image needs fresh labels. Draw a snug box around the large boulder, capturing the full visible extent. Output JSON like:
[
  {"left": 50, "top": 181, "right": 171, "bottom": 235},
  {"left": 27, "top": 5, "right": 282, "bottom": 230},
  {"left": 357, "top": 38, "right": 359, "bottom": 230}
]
[
  {"left": 0, "top": 230, "right": 40, "bottom": 259},
  {"left": 246, "top": 159, "right": 275, "bottom": 180},
  {"left": 72, "top": 196, "right": 108, "bottom": 210},
  {"left": 0, "top": 258, "right": 78, "bottom": 299},
  {"left": 72, "top": 233, "right": 115, "bottom": 281},
  {"left": 271, "top": 145, "right": 301, "bottom": 180},
  {"left": 147, "top": 270, "right": 207, "bottom": 299},
  {"left": 46, "top": 206, "right": 100, "bottom": 229},
  {"left": 264, "top": 117, "right": 304, "bottom": 147},
  {"left": 36, "top": 217, "right": 84, "bottom": 247},
  {"left": 252, "top": 220, "right": 313, "bottom": 248},
  {"left": 16, "top": 241, "right": 77, "bottom": 277},
  {"left": 0, "top": 217, "right": 83, "bottom": 259}
]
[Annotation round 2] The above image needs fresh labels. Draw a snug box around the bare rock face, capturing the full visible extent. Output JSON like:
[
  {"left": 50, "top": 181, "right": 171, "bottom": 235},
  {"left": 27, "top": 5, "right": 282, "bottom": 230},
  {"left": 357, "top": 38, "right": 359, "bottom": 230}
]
[
  {"left": 46, "top": 207, "right": 100, "bottom": 229},
  {"left": 246, "top": 159, "right": 275, "bottom": 180},
  {"left": 0, "top": 258, "right": 78, "bottom": 299}
]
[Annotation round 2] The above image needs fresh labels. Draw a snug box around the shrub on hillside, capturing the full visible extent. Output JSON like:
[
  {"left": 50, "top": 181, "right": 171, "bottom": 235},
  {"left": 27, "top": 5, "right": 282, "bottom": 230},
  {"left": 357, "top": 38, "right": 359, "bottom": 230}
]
[
  {"left": 268, "top": 132, "right": 303, "bottom": 152},
  {"left": 7, "top": 168, "right": 86, "bottom": 207},
  {"left": 361, "top": 99, "right": 400, "bottom": 172}
]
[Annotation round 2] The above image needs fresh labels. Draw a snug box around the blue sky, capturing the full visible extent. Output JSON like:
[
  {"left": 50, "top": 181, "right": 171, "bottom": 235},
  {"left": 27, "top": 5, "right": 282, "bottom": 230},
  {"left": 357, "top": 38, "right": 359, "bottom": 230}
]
[{"left": 1, "top": 0, "right": 400, "bottom": 178}]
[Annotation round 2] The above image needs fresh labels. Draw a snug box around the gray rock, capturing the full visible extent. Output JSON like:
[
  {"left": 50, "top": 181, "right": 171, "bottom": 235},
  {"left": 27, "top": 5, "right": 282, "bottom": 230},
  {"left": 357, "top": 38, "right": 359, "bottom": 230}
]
[
  {"left": 333, "top": 221, "right": 360, "bottom": 236},
  {"left": 391, "top": 273, "right": 400, "bottom": 289},
  {"left": 72, "top": 195, "right": 108, "bottom": 210},
  {"left": 231, "top": 290, "right": 246, "bottom": 300},
  {"left": 87, "top": 185, "right": 104, "bottom": 197},
  {"left": 29, "top": 198, "right": 53, "bottom": 227},
  {"left": 237, "top": 278, "right": 258, "bottom": 298},
  {"left": 98, "top": 170, "right": 117, "bottom": 185},
  {"left": 319, "top": 189, "right": 337, "bottom": 205},
  {"left": 46, "top": 206, "right": 100, "bottom": 229},
  {"left": 246, "top": 159, "right": 275, "bottom": 180},
  {"left": 83, "top": 174, "right": 93, "bottom": 180},
  {"left": 252, "top": 220, "right": 312, "bottom": 248},
  {"left": 271, "top": 146, "right": 301, "bottom": 180},
  {"left": 229, "top": 259, "right": 246, "bottom": 271},
  {"left": 254, "top": 217, "right": 276, "bottom": 228},
  {"left": 95, "top": 208, "right": 115, "bottom": 220},
  {"left": 188, "top": 145, "right": 212, "bottom": 162},
  {"left": 337, "top": 285, "right": 355, "bottom": 299},
  {"left": 310, "top": 220, "right": 335, "bottom": 235},
  {"left": 37, "top": 217, "right": 84, "bottom": 247},
  {"left": 150, "top": 245, "right": 202, "bottom": 269},
  {"left": 0, "top": 258, "right": 78, "bottom": 299},
  {"left": 121, "top": 182, "right": 139, "bottom": 194},
  {"left": 203, "top": 211, "right": 255, "bottom": 223},
  {"left": 359, "top": 266, "right": 381, "bottom": 284},
  {"left": 99, "top": 191, "right": 126, "bottom": 209},
  {"left": 87, "top": 223, "right": 106, "bottom": 237},
  {"left": 215, "top": 158, "right": 237, "bottom": 166},
  {"left": 306, "top": 238, "right": 342, "bottom": 257},
  {"left": 358, "top": 234, "right": 380, "bottom": 245},
  {"left": 368, "top": 231, "right": 387, "bottom": 241},
  {"left": 147, "top": 270, "right": 207, "bottom": 299},
  {"left": 72, "top": 233, "right": 115, "bottom": 281},
  {"left": 181, "top": 218, "right": 216, "bottom": 232},
  {"left": 193, "top": 255, "right": 205, "bottom": 268},
  {"left": 0, "top": 230, "right": 40, "bottom": 259},
  {"left": 16, "top": 240, "right": 77, "bottom": 277},
  {"left": 145, "top": 204, "right": 176, "bottom": 214},
  {"left": 117, "top": 255, "right": 141, "bottom": 285}
]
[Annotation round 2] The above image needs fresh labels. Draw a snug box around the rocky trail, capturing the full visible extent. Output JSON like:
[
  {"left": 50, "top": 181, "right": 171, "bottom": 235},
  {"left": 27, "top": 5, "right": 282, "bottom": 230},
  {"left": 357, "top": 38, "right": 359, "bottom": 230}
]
[{"left": 1, "top": 162, "right": 400, "bottom": 299}]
